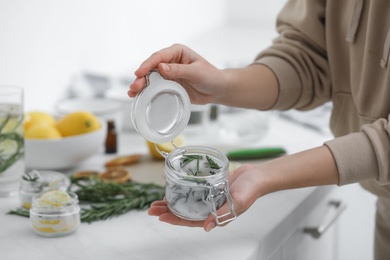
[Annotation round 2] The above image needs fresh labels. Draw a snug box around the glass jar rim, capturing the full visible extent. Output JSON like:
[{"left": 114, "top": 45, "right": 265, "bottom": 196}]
[
  {"left": 31, "top": 191, "right": 79, "bottom": 211},
  {"left": 165, "top": 145, "right": 229, "bottom": 185},
  {"left": 20, "top": 171, "right": 71, "bottom": 192},
  {"left": 0, "top": 85, "right": 23, "bottom": 95}
]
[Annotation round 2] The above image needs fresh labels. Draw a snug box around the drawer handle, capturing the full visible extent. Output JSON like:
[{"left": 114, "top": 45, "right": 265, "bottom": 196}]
[{"left": 303, "top": 200, "right": 346, "bottom": 239}]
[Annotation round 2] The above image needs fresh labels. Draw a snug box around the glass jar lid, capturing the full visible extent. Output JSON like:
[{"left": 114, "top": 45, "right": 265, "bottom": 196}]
[{"left": 131, "top": 70, "right": 191, "bottom": 143}]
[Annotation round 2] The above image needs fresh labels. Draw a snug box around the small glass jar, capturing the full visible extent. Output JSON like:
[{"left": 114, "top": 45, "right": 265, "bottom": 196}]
[
  {"left": 19, "top": 170, "right": 70, "bottom": 209},
  {"left": 165, "top": 146, "right": 235, "bottom": 224},
  {"left": 131, "top": 71, "right": 236, "bottom": 225},
  {"left": 30, "top": 191, "right": 80, "bottom": 237}
]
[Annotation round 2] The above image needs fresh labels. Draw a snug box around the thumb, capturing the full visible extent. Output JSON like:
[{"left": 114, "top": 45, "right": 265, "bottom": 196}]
[{"left": 158, "top": 63, "right": 193, "bottom": 81}]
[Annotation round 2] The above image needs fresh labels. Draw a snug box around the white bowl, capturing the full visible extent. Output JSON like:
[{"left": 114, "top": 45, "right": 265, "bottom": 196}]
[
  {"left": 25, "top": 124, "right": 106, "bottom": 170},
  {"left": 56, "top": 98, "right": 123, "bottom": 131}
]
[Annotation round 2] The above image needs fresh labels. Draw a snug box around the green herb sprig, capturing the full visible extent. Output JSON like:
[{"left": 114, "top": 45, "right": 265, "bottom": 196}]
[
  {"left": 180, "top": 154, "right": 222, "bottom": 177},
  {"left": 204, "top": 155, "right": 221, "bottom": 170},
  {"left": 180, "top": 155, "right": 202, "bottom": 176},
  {"left": 22, "top": 170, "right": 40, "bottom": 182},
  {"left": 180, "top": 155, "right": 202, "bottom": 167},
  {"left": 7, "top": 178, "right": 165, "bottom": 223},
  {"left": 73, "top": 179, "right": 165, "bottom": 223},
  {"left": 8, "top": 207, "right": 29, "bottom": 218}
]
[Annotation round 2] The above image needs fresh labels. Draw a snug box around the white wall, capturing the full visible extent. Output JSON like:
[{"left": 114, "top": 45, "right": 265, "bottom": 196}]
[
  {"left": 225, "top": 0, "right": 287, "bottom": 25},
  {"left": 0, "top": 0, "right": 225, "bottom": 111},
  {"left": 0, "top": 0, "right": 288, "bottom": 111},
  {"left": 186, "top": 0, "right": 287, "bottom": 70}
]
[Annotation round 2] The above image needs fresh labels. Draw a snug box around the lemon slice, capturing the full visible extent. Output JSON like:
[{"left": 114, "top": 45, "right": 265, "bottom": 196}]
[
  {"left": 39, "top": 190, "right": 71, "bottom": 207},
  {"left": 0, "top": 138, "right": 18, "bottom": 155},
  {"left": 100, "top": 168, "right": 131, "bottom": 183},
  {"left": 147, "top": 135, "right": 185, "bottom": 160},
  {"left": 2, "top": 116, "right": 22, "bottom": 133}
]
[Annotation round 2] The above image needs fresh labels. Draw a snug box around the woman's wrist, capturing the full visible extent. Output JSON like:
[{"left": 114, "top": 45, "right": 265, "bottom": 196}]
[
  {"left": 217, "top": 65, "right": 278, "bottom": 109},
  {"left": 253, "top": 146, "right": 340, "bottom": 196}
]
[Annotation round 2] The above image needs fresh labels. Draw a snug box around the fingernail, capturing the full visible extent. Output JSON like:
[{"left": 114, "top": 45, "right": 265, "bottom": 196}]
[
  {"left": 206, "top": 222, "right": 215, "bottom": 232},
  {"left": 161, "top": 63, "right": 170, "bottom": 72}
]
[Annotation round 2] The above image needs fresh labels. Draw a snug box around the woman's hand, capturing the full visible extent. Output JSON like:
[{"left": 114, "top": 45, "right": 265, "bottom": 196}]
[
  {"left": 128, "top": 44, "right": 228, "bottom": 105},
  {"left": 148, "top": 164, "right": 265, "bottom": 232},
  {"left": 148, "top": 145, "right": 340, "bottom": 231}
]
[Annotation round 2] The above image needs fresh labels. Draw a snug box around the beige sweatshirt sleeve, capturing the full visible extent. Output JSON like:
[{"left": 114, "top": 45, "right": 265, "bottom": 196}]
[
  {"left": 254, "top": 0, "right": 332, "bottom": 111},
  {"left": 253, "top": 0, "right": 390, "bottom": 188},
  {"left": 325, "top": 117, "right": 390, "bottom": 186}
]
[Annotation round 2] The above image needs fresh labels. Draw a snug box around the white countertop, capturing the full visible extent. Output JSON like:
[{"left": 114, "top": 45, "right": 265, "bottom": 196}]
[{"left": 0, "top": 114, "right": 335, "bottom": 260}]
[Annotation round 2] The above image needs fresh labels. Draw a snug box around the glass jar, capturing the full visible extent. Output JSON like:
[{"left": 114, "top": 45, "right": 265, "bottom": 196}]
[
  {"left": 165, "top": 146, "right": 235, "bottom": 224},
  {"left": 30, "top": 191, "right": 80, "bottom": 237},
  {"left": 0, "top": 86, "right": 24, "bottom": 197},
  {"left": 131, "top": 70, "right": 236, "bottom": 225},
  {"left": 19, "top": 170, "right": 70, "bottom": 209}
]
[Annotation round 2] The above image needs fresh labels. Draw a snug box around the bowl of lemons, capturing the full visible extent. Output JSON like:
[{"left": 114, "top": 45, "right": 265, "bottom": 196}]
[{"left": 24, "top": 110, "right": 106, "bottom": 170}]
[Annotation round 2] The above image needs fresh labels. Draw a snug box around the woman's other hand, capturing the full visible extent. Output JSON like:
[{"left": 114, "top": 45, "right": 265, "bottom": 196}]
[{"left": 147, "top": 164, "right": 265, "bottom": 232}]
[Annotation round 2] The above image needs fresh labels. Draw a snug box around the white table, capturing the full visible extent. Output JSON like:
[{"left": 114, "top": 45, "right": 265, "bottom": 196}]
[{"left": 0, "top": 115, "right": 336, "bottom": 260}]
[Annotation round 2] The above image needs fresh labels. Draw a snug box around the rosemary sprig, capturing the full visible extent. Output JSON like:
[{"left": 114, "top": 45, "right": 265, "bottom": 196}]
[
  {"left": 180, "top": 154, "right": 222, "bottom": 177},
  {"left": 180, "top": 155, "right": 203, "bottom": 176},
  {"left": 74, "top": 179, "right": 165, "bottom": 223},
  {"left": 22, "top": 170, "right": 40, "bottom": 182},
  {"left": 180, "top": 155, "right": 202, "bottom": 168},
  {"left": 80, "top": 190, "right": 163, "bottom": 223},
  {"left": 7, "top": 179, "right": 165, "bottom": 223},
  {"left": 73, "top": 179, "right": 164, "bottom": 203},
  {"left": 7, "top": 207, "right": 30, "bottom": 218},
  {"left": 204, "top": 155, "right": 221, "bottom": 170}
]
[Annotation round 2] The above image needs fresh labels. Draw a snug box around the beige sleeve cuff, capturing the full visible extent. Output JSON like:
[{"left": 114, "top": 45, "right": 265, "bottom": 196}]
[
  {"left": 254, "top": 56, "right": 302, "bottom": 110},
  {"left": 324, "top": 132, "right": 379, "bottom": 186}
]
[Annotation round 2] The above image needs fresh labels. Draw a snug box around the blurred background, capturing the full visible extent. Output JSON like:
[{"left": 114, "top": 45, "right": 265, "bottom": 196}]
[
  {"left": 0, "top": 0, "right": 285, "bottom": 111},
  {"left": 0, "top": 1, "right": 377, "bottom": 259}
]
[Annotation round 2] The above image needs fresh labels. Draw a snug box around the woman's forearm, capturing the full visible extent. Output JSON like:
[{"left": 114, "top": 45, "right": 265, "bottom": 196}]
[
  {"left": 258, "top": 145, "right": 339, "bottom": 196},
  {"left": 219, "top": 64, "right": 279, "bottom": 110}
]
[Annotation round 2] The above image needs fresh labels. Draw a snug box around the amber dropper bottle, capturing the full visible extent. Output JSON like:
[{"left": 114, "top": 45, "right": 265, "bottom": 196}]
[{"left": 105, "top": 120, "right": 117, "bottom": 154}]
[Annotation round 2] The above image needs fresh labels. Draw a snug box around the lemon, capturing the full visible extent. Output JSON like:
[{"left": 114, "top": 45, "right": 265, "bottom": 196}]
[
  {"left": 24, "top": 111, "right": 57, "bottom": 132},
  {"left": 39, "top": 190, "right": 71, "bottom": 207},
  {"left": 25, "top": 123, "right": 62, "bottom": 139},
  {"left": 147, "top": 135, "right": 185, "bottom": 160},
  {"left": 56, "top": 111, "right": 100, "bottom": 137}
]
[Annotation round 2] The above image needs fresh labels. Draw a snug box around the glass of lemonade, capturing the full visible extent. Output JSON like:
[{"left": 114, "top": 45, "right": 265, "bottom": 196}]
[{"left": 0, "top": 86, "right": 24, "bottom": 197}]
